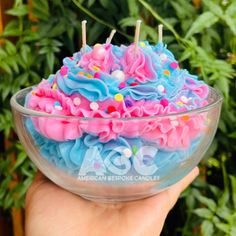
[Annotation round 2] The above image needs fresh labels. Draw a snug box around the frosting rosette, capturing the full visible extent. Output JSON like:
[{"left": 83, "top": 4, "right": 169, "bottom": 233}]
[{"left": 26, "top": 41, "right": 209, "bottom": 149}]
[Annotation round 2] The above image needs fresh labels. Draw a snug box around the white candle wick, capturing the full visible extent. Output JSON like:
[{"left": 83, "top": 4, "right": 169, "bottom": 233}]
[
  {"left": 82, "top": 20, "right": 87, "bottom": 51},
  {"left": 134, "top": 20, "right": 142, "bottom": 51},
  {"left": 106, "top": 29, "right": 116, "bottom": 44},
  {"left": 158, "top": 24, "right": 163, "bottom": 43}
]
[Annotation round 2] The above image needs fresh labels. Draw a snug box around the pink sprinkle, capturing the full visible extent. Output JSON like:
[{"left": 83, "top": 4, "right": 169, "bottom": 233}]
[
  {"left": 60, "top": 66, "right": 68, "bottom": 76},
  {"left": 119, "top": 82, "right": 126, "bottom": 89},
  {"left": 94, "top": 162, "right": 101, "bottom": 170},
  {"left": 160, "top": 98, "right": 169, "bottom": 107},
  {"left": 69, "top": 57, "right": 74, "bottom": 60},
  {"left": 94, "top": 72, "right": 100, "bottom": 79},
  {"left": 170, "top": 62, "right": 178, "bottom": 69}
]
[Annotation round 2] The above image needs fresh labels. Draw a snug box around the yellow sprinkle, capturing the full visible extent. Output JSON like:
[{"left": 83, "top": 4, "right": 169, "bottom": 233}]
[
  {"left": 93, "top": 66, "right": 100, "bottom": 71},
  {"left": 52, "top": 84, "right": 57, "bottom": 90},
  {"left": 140, "top": 42, "right": 146, "bottom": 47},
  {"left": 114, "top": 93, "right": 124, "bottom": 102},
  {"left": 78, "top": 72, "right": 84, "bottom": 76},
  {"left": 181, "top": 115, "right": 190, "bottom": 121},
  {"left": 31, "top": 91, "right": 36, "bottom": 95},
  {"left": 163, "top": 70, "right": 170, "bottom": 76},
  {"left": 176, "top": 101, "right": 183, "bottom": 105},
  {"left": 87, "top": 74, "right": 93, "bottom": 78}
]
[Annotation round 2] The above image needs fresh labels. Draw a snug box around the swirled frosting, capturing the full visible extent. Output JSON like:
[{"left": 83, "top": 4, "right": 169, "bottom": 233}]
[{"left": 26, "top": 41, "right": 209, "bottom": 148}]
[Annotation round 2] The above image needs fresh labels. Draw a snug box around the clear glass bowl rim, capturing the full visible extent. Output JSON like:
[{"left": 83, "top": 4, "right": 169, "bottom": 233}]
[{"left": 10, "top": 86, "right": 223, "bottom": 121}]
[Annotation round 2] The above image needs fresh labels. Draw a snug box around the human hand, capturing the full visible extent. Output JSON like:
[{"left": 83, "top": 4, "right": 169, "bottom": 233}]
[{"left": 25, "top": 167, "right": 199, "bottom": 236}]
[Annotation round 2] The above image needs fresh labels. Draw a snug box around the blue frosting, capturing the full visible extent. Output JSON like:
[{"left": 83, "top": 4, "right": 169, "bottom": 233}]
[
  {"left": 57, "top": 72, "right": 110, "bottom": 101},
  {"left": 26, "top": 118, "right": 202, "bottom": 183}
]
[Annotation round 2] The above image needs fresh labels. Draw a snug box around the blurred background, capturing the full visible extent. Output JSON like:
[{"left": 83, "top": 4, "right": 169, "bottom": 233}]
[{"left": 0, "top": 0, "right": 235, "bottom": 235}]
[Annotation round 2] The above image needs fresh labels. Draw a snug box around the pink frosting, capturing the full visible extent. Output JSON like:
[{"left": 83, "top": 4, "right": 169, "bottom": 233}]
[
  {"left": 79, "top": 44, "right": 120, "bottom": 72},
  {"left": 121, "top": 45, "right": 156, "bottom": 83},
  {"left": 27, "top": 81, "right": 208, "bottom": 148}
]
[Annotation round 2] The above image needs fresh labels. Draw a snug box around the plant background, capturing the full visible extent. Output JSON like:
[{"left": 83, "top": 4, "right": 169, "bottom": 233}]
[{"left": 0, "top": 0, "right": 235, "bottom": 235}]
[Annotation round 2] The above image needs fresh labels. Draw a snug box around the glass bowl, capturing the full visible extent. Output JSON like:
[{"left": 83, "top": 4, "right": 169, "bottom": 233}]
[{"left": 10, "top": 86, "right": 222, "bottom": 202}]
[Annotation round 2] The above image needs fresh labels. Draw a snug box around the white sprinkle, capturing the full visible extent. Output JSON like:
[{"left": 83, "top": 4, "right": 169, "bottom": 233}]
[
  {"left": 55, "top": 106, "right": 63, "bottom": 111},
  {"left": 90, "top": 102, "right": 99, "bottom": 111},
  {"left": 171, "top": 120, "right": 179, "bottom": 126},
  {"left": 157, "top": 85, "right": 165, "bottom": 93},
  {"left": 180, "top": 96, "right": 189, "bottom": 103},
  {"left": 111, "top": 70, "right": 125, "bottom": 82},
  {"left": 73, "top": 97, "right": 81, "bottom": 106},
  {"left": 123, "top": 148, "right": 132, "bottom": 158},
  {"left": 160, "top": 53, "right": 167, "bottom": 60}
]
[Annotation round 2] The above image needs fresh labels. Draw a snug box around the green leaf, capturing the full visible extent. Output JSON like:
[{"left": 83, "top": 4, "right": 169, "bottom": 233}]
[
  {"left": 6, "top": 4, "right": 29, "bottom": 16},
  {"left": 46, "top": 52, "right": 55, "bottom": 73},
  {"left": 185, "top": 12, "right": 218, "bottom": 38},
  {"left": 196, "top": 196, "right": 217, "bottom": 212},
  {"left": 224, "top": 16, "right": 236, "bottom": 36},
  {"left": 202, "top": 0, "right": 224, "bottom": 18},
  {"left": 2, "top": 20, "right": 22, "bottom": 37},
  {"left": 87, "top": 0, "right": 96, "bottom": 7},
  {"left": 12, "top": 152, "right": 27, "bottom": 171},
  {"left": 229, "top": 175, "right": 236, "bottom": 209},
  {"left": 100, "top": 0, "right": 110, "bottom": 9},
  {"left": 0, "top": 62, "right": 12, "bottom": 74},
  {"left": 216, "top": 206, "right": 231, "bottom": 221},
  {"left": 119, "top": 17, "right": 137, "bottom": 27},
  {"left": 5, "top": 41, "right": 16, "bottom": 55},
  {"left": 201, "top": 220, "right": 214, "bottom": 236},
  {"left": 216, "top": 223, "right": 230, "bottom": 234},
  {"left": 128, "top": 0, "right": 139, "bottom": 16},
  {"left": 194, "top": 208, "right": 214, "bottom": 219}
]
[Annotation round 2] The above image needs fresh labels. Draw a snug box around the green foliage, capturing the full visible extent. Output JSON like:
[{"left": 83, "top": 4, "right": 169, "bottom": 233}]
[{"left": 0, "top": 0, "right": 235, "bottom": 234}]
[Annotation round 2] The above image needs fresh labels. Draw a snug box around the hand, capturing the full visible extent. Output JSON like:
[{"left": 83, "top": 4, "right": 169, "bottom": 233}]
[{"left": 25, "top": 167, "right": 199, "bottom": 236}]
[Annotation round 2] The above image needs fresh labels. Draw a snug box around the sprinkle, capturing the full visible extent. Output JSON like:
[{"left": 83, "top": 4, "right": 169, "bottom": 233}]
[
  {"left": 94, "top": 162, "right": 101, "bottom": 170},
  {"left": 181, "top": 115, "right": 190, "bottom": 121},
  {"left": 87, "top": 74, "right": 93, "bottom": 78},
  {"left": 157, "top": 85, "right": 165, "bottom": 93},
  {"left": 90, "top": 102, "right": 99, "bottom": 111},
  {"left": 160, "top": 53, "right": 168, "bottom": 61},
  {"left": 130, "top": 82, "right": 139, "bottom": 86},
  {"left": 170, "top": 61, "right": 179, "bottom": 69},
  {"left": 73, "top": 97, "right": 81, "bottom": 106},
  {"left": 52, "top": 83, "right": 57, "bottom": 90},
  {"left": 107, "top": 106, "right": 116, "bottom": 113},
  {"left": 176, "top": 101, "right": 184, "bottom": 106},
  {"left": 171, "top": 120, "right": 179, "bottom": 126},
  {"left": 78, "top": 71, "right": 84, "bottom": 76},
  {"left": 163, "top": 70, "right": 170, "bottom": 76},
  {"left": 160, "top": 98, "right": 169, "bottom": 107},
  {"left": 54, "top": 101, "right": 63, "bottom": 110},
  {"left": 54, "top": 101, "right": 61, "bottom": 106},
  {"left": 125, "top": 100, "right": 133, "bottom": 107},
  {"left": 60, "top": 66, "right": 68, "bottom": 76},
  {"left": 140, "top": 42, "right": 146, "bottom": 47},
  {"left": 31, "top": 91, "right": 36, "bottom": 95},
  {"left": 123, "top": 148, "right": 132, "bottom": 158},
  {"left": 94, "top": 72, "right": 100, "bottom": 79},
  {"left": 114, "top": 93, "right": 124, "bottom": 102},
  {"left": 111, "top": 70, "right": 125, "bottom": 82},
  {"left": 93, "top": 46, "right": 106, "bottom": 60},
  {"left": 132, "top": 145, "right": 138, "bottom": 155},
  {"left": 180, "top": 96, "right": 189, "bottom": 104},
  {"left": 118, "top": 82, "right": 126, "bottom": 89},
  {"left": 93, "top": 66, "right": 100, "bottom": 71}
]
